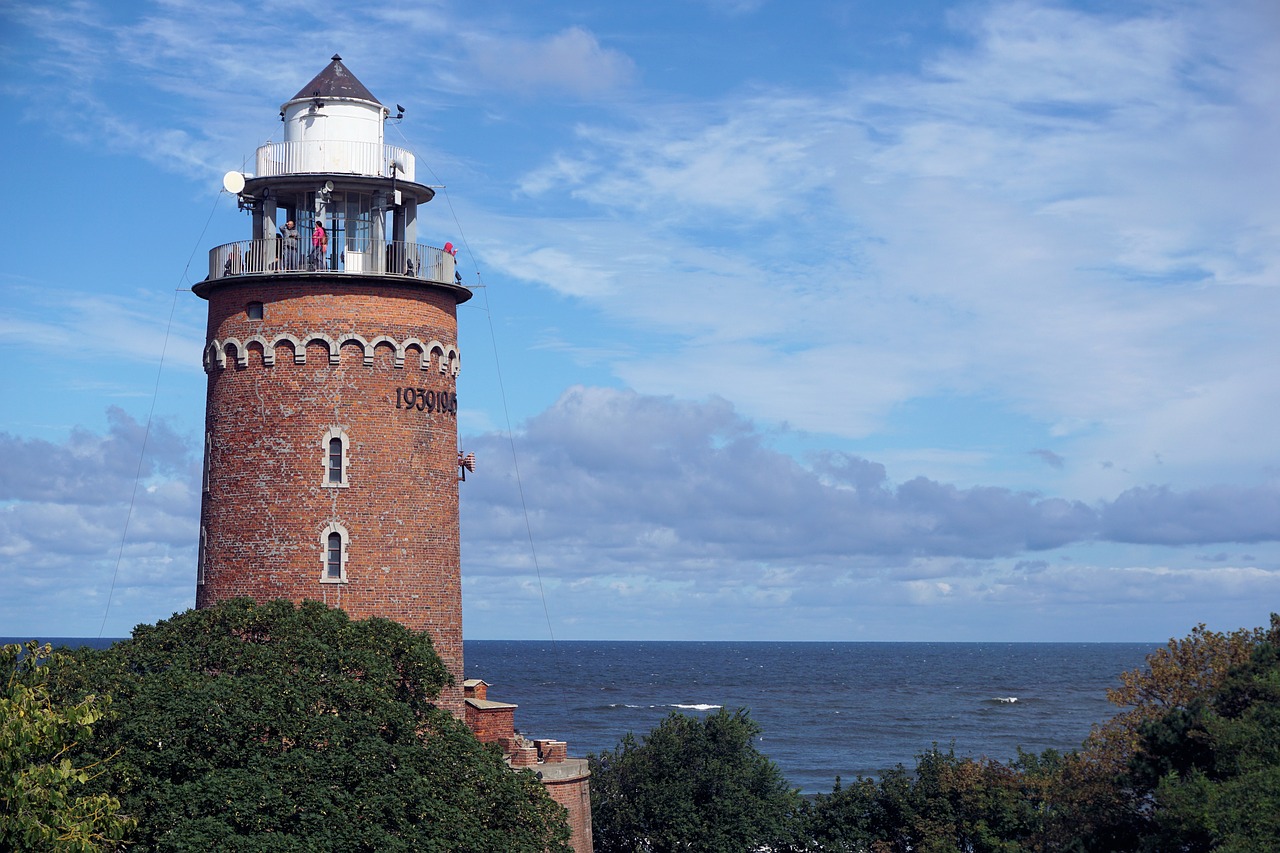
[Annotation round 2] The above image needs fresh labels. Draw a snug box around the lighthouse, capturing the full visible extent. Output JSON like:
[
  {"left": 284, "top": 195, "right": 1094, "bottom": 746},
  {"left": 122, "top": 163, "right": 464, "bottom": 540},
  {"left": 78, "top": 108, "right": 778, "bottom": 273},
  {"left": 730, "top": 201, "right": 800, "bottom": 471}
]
[
  {"left": 194, "top": 55, "right": 469, "bottom": 711},
  {"left": 194, "top": 58, "right": 593, "bottom": 851}
]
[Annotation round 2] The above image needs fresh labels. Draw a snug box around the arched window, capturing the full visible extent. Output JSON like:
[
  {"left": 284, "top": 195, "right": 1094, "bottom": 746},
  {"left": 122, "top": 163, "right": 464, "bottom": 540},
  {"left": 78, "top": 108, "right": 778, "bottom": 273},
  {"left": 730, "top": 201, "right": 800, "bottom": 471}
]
[
  {"left": 328, "top": 438, "right": 343, "bottom": 483},
  {"left": 320, "top": 521, "right": 349, "bottom": 583},
  {"left": 326, "top": 532, "right": 342, "bottom": 578},
  {"left": 322, "top": 427, "right": 350, "bottom": 487}
]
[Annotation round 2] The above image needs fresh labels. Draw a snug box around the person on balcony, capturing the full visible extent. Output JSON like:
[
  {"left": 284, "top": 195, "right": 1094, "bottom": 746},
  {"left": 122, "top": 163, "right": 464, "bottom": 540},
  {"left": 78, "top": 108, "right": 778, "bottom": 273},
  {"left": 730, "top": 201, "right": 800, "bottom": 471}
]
[
  {"left": 224, "top": 242, "right": 242, "bottom": 276},
  {"left": 311, "top": 220, "right": 328, "bottom": 270},
  {"left": 281, "top": 220, "right": 300, "bottom": 270},
  {"left": 444, "top": 241, "right": 461, "bottom": 285}
]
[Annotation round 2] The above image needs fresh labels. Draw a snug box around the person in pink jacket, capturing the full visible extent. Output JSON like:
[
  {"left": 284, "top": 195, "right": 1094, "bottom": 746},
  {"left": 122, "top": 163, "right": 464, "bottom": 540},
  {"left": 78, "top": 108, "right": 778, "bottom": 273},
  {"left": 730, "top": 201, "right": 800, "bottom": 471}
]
[{"left": 312, "top": 221, "right": 328, "bottom": 270}]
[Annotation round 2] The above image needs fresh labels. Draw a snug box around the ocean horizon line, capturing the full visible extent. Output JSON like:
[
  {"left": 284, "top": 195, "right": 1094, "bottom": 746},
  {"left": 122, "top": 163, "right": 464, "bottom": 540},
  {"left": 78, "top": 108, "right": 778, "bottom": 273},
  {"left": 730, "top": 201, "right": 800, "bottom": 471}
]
[{"left": 2, "top": 635, "right": 1161, "bottom": 647}]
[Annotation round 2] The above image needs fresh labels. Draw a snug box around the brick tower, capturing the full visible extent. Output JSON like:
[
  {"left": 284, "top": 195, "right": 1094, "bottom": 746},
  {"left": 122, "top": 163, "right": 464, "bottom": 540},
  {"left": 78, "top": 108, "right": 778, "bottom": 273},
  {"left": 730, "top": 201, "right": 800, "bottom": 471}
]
[
  {"left": 194, "top": 55, "right": 469, "bottom": 711},
  {"left": 194, "top": 58, "right": 592, "bottom": 852}
]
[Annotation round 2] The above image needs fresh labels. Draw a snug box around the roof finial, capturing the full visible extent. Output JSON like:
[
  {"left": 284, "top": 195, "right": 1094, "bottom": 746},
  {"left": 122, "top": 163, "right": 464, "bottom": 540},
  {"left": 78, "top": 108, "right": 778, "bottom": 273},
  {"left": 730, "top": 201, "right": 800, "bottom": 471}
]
[{"left": 332, "top": 54, "right": 342, "bottom": 61}]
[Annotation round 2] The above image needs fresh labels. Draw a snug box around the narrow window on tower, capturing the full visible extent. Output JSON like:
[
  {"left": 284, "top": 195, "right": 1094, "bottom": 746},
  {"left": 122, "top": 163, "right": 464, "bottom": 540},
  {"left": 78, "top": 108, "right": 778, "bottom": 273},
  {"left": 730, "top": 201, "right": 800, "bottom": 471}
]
[
  {"left": 197, "top": 527, "right": 207, "bottom": 585},
  {"left": 247, "top": 301, "right": 264, "bottom": 320},
  {"left": 320, "top": 521, "right": 349, "bottom": 583},
  {"left": 202, "top": 431, "right": 212, "bottom": 493},
  {"left": 321, "top": 427, "right": 350, "bottom": 487}
]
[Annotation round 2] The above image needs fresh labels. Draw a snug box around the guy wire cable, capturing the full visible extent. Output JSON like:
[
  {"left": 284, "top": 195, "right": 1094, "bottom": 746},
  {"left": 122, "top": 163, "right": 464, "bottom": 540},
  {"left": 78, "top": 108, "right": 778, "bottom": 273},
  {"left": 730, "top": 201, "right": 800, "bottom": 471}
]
[
  {"left": 97, "top": 186, "right": 230, "bottom": 638},
  {"left": 392, "top": 124, "right": 561, "bottom": 654}
]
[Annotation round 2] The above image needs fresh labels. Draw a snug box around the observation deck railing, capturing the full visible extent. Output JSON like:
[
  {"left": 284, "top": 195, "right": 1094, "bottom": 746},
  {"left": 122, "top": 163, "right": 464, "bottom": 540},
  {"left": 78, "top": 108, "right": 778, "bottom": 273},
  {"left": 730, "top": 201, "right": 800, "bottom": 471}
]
[
  {"left": 208, "top": 239, "right": 456, "bottom": 285},
  {"left": 254, "top": 140, "right": 416, "bottom": 180}
]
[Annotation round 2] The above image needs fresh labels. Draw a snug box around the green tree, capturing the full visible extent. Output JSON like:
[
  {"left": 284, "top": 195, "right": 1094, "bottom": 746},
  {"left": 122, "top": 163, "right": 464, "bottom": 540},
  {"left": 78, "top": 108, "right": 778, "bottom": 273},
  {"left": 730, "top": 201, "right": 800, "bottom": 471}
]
[
  {"left": 1, "top": 641, "right": 133, "bottom": 852},
  {"left": 1084, "top": 621, "right": 1267, "bottom": 773},
  {"left": 51, "top": 599, "right": 570, "bottom": 853},
  {"left": 1010, "top": 619, "right": 1275, "bottom": 853},
  {"left": 589, "top": 707, "right": 802, "bottom": 852},
  {"left": 800, "top": 748, "right": 1044, "bottom": 853},
  {"left": 1124, "top": 614, "right": 1280, "bottom": 852}
]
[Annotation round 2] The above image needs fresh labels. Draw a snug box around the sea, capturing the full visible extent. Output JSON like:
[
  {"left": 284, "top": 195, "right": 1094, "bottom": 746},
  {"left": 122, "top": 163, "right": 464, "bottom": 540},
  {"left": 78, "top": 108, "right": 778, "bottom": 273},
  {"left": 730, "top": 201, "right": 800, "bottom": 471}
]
[
  {"left": 11, "top": 637, "right": 1155, "bottom": 795},
  {"left": 465, "top": 641, "right": 1154, "bottom": 794}
]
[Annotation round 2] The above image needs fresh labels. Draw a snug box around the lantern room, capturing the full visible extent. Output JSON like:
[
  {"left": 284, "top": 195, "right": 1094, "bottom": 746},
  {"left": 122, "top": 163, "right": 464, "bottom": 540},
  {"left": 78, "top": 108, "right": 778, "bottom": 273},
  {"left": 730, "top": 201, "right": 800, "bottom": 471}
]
[{"left": 203, "top": 55, "right": 463, "bottom": 291}]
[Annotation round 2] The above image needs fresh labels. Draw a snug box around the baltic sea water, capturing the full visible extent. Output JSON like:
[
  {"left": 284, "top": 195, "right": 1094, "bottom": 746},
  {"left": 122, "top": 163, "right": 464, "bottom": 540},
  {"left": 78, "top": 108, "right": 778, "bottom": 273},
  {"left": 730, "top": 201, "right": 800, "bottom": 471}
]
[
  {"left": 13, "top": 637, "right": 1155, "bottom": 795},
  {"left": 465, "top": 640, "right": 1155, "bottom": 794}
]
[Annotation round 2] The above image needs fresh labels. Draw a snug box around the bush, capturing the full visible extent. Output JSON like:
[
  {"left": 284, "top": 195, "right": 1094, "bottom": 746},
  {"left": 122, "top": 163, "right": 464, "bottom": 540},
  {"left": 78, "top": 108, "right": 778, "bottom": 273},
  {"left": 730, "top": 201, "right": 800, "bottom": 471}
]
[
  {"left": 590, "top": 707, "right": 802, "bottom": 852},
  {"left": 50, "top": 599, "right": 570, "bottom": 852}
]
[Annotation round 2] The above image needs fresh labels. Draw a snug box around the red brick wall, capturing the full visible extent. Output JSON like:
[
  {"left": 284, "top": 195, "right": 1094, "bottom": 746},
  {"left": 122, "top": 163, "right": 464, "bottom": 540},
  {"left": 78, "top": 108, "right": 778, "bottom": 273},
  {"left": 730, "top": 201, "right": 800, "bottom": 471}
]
[
  {"left": 465, "top": 706, "right": 515, "bottom": 744},
  {"left": 544, "top": 775, "right": 593, "bottom": 853},
  {"left": 196, "top": 276, "right": 465, "bottom": 714}
]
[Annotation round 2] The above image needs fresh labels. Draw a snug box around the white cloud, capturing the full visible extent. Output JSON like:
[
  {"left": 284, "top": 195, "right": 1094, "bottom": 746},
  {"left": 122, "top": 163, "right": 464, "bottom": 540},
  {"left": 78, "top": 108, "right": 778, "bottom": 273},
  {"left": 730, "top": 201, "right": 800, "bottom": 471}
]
[
  {"left": 477, "top": 0, "right": 1280, "bottom": 501},
  {"left": 461, "top": 27, "right": 636, "bottom": 98},
  {"left": 0, "top": 408, "right": 198, "bottom": 635}
]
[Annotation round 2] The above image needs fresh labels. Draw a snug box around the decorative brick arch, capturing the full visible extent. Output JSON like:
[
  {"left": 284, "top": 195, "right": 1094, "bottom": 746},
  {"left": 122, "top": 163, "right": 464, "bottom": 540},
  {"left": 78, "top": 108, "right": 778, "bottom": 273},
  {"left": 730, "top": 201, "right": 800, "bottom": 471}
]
[
  {"left": 402, "top": 337, "right": 425, "bottom": 367},
  {"left": 202, "top": 332, "right": 459, "bottom": 373},
  {"left": 423, "top": 339, "right": 447, "bottom": 373},
  {"left": 304, "top": 333, "right": 340, "bottom": 366},
  {"left": 337, "top": 333, "right": 373, "bottom": 366},
  {"left": 244, "top": 334, "right": 271, "bottom": 366},
  {"left": 369, "top": 335, "right": 402, "bottom": 367},
  {"left": 221, "top": 337, "right": 247, "bottom": 368},
  {"left": 272, "top": 333, "right": 305, "bottom": 364}
]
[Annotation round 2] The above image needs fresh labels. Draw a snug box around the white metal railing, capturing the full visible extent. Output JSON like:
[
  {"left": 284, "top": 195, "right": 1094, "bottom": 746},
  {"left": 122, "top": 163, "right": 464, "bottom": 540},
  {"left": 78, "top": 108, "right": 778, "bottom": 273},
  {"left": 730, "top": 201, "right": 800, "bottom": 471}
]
[
  {"left": 208, "top": 239, "right": 456, "bottom": 284},
  {"left": 254, "top": 140, "right": 416, "bottom": 180}
]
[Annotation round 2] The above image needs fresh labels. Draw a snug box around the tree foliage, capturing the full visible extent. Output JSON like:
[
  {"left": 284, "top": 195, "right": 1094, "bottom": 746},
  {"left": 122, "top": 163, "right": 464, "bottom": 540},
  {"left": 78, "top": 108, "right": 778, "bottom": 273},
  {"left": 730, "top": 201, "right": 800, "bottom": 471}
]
[
  {"left": 1124, "top": 614, "right": 1280, "bottom": 852},
  {"left": 589, "top": 615, "right": 1280, "bottom": 853},
  {"left": 1, "top": 641, "right": 133, "bottom": 852},
  {"left": 1033, "top": 617, "right": 1277, "bottom": 851},
  {"left": 49, "top": 599, "right": 571, "bottom": 852},
  {"left": 589, "top": 707, "right": 802, "bottom": 852},
  {"left": 799, "top": 747, "right": 1050, "bottom": 853},
  {"left": 1085, "top": 620, "right": 1267, "bottom": 772}
]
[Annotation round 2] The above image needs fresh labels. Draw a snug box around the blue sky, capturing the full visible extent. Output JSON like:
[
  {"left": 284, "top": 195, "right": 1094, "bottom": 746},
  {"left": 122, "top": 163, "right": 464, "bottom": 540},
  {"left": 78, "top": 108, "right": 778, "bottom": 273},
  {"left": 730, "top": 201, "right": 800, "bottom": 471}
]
[{"left": 1, "top": 0, "right": 1277, "bottom": 641}]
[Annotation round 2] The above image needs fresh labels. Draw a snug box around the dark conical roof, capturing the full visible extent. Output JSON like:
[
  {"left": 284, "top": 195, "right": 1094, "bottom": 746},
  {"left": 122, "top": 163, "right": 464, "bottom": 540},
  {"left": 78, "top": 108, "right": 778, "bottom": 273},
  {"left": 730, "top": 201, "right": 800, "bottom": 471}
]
[{"left": 289, "top": 54, "right": 382, "bottom": 105}]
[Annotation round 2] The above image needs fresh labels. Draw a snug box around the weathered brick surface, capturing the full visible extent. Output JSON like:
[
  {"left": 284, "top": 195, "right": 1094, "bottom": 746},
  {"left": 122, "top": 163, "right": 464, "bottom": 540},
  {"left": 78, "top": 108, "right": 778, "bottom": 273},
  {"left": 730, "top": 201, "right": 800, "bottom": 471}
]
[
  {"left": 196, "top": 272, "right": 594, "bottom": 851},
  {"left": 196, "top": 276, "right": 465, "bottom": 714},
  {"left": 511, "top": 746, "right": 539, "bottom": 767},
  {"left": 535, "top": 740, "right": 568, "bottom": 763},
  {"left": 544, "top": 772, "right": 593, "bottom": 853},
  {"left": 465, "top": 705, "right": 516, "bottom": 744}
]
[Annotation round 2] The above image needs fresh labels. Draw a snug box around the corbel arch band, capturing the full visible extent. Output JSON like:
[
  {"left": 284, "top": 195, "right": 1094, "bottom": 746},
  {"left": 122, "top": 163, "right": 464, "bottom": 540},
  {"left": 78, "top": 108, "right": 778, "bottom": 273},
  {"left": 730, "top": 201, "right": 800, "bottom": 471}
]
[{"left": 204, "top": 333, "right": 459, "bottom": 374}]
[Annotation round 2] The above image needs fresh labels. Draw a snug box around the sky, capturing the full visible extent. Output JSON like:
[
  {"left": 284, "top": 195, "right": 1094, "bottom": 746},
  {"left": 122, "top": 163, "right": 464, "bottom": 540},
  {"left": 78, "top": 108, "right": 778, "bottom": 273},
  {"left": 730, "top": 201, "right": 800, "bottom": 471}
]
[{"left": 1, "top": 0, "right": 1278, "bottom": 643}]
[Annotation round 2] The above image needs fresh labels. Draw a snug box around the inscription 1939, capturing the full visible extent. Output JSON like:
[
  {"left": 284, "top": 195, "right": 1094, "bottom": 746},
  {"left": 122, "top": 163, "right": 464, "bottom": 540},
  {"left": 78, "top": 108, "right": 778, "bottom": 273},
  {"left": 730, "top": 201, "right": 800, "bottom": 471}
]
[{"left": 396, "top": 387, "right": 458, "bottom": 415}]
